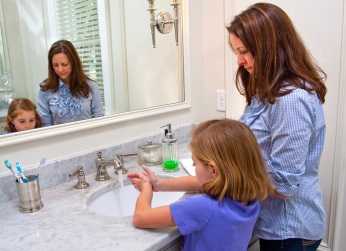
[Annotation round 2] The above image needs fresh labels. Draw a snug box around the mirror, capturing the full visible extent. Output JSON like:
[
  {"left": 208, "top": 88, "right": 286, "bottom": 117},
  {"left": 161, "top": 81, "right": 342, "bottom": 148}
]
[{"left": 0, "top": 0, "right": 186, "bottom": 135}]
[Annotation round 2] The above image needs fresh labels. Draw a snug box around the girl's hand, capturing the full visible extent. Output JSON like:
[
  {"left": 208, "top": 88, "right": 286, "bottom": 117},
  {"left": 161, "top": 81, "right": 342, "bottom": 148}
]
[
  {"left": 127, "top": 172, "right": 150, "bottom": 191},
  {"left": 127, "top": 166, "right": 161, "bottom": 191},
  {"left": 142, "top": 166, "right": 160, "bottom": 191}
]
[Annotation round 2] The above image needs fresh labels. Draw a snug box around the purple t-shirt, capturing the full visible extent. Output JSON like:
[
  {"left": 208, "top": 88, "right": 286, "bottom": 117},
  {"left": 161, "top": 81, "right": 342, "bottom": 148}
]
[{"left": 170, "top": 194, "right": 260, "bottom": 251}]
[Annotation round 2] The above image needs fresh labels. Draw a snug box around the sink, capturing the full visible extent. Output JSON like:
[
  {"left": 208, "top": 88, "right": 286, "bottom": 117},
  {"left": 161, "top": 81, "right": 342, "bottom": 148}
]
[{"left": 88, "top": 183, "right": 185, "bottom": 218}]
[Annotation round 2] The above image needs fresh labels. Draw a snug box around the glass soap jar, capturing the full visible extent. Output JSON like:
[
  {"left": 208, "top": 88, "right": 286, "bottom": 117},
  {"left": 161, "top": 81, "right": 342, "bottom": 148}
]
[
  {"left": 138, "top": 142, "right": 162, "bottom": 166},
  {"left": 161, "top": 124, "right": 179, "bottom": 172}
]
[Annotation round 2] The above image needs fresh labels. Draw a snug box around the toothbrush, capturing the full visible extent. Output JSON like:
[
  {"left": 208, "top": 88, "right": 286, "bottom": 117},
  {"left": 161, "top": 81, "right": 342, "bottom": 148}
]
[
  {"left": 15, "top": 162, "right": 29, "bottom": 183},
  {"left": 4, "top": 160, "right": 23, "bottom": 182}
]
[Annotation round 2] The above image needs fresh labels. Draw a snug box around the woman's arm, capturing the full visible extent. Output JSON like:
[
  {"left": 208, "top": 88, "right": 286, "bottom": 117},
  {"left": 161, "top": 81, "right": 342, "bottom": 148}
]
[
  {"left": 89, "top": 81, "right": 104, "bottom": 117},
  {"left": 266, "top": 89, "right": 317, "bottom": 197},
  {"left": 37, "top": 90, "right": 53, "bottom": 126}
]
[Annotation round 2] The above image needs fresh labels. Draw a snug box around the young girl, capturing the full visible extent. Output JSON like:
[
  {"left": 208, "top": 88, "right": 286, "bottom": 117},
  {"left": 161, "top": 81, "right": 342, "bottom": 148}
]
[
  {"left": 128, "top": 119, "right": 275, "bottom": 251},
  {"left": 5, "top": 98, "right": 42, "bottom": 133}
]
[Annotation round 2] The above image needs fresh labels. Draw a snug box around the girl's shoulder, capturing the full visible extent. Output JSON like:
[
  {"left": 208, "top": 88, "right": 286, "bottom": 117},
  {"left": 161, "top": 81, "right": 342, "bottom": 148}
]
[{"left": 178, "top": 194, "right": 217, "bottom": 209}]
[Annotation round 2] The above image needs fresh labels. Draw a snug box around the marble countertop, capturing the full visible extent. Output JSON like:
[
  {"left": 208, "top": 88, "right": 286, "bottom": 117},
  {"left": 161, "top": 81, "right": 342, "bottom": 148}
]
[{"left": 0, "top": 162, "right": 190, "bottom": 251}]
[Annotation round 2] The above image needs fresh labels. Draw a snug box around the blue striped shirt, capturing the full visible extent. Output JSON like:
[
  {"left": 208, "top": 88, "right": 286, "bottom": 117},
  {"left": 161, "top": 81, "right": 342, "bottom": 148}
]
[
  {"left": 240, "top": 88, "right": 326, "bottom": 240},
  {"left": 38, "top": 79, "right": 104, "bottom": 126}
]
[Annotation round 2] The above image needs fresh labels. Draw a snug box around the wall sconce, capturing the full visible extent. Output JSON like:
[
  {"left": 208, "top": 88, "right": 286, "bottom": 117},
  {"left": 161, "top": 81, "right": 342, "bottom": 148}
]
[{"left": 146, "top": 0, "right": 180, "bottom": 48}]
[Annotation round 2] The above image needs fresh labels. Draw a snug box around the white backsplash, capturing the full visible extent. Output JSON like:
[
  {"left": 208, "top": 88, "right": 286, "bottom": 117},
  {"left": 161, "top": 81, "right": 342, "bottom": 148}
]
[{"left": 0, "top": 124, "right": 192, "bottom": 203}]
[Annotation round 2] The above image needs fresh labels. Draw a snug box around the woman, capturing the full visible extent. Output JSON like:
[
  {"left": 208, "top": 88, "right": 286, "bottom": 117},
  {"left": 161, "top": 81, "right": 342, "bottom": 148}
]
[
  {"left": 38, "top": 40, "right": 104, "bottom": 126},
  {"left": 227, "top": 3, "right": 327, "bottom": 251}
]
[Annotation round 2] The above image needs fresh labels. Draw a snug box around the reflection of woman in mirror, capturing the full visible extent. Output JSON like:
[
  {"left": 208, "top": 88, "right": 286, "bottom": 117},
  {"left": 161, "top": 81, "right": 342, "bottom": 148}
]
[
  {"left": 38, "top": 40, "right": 104, "bottom": 126},
  {"left": 4, "top": 98, "right": 42, "bottom": 133}
]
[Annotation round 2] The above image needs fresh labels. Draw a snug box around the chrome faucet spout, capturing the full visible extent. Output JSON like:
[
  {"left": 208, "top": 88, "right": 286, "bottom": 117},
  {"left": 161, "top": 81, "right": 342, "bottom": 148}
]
[
  {"left": 95, "top": 152, "right": 134, "bottom": 180},
  {"left": 113, "top": 154, "right": 134, "bottom": 175}
]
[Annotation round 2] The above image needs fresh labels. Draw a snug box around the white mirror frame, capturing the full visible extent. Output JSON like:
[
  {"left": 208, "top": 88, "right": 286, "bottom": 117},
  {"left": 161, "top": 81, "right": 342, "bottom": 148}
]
[{"left": 0, "top": 0, "right": 191, "bottom": 148}]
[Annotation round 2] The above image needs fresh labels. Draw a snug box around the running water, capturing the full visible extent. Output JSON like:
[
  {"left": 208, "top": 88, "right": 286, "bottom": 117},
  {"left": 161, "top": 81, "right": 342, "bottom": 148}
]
[{"left": 118, "top": 170, "right": 124, "bottom": 188}]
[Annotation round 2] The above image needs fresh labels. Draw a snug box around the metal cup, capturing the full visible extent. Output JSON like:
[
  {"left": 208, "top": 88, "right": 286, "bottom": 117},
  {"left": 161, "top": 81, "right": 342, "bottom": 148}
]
[{"left": 16, "top": 175, "right": 43, "bottom": 213}]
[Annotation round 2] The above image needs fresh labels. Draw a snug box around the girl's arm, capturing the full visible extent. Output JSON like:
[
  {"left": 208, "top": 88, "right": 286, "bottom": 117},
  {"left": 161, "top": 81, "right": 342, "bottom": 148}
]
[
  {"left": 128, "top": 166, "right": 201, "bottom": 192},
  {"left": 156, "top": 175, "right": 201, "bottom": 192},
  {"left": 132, "top": 175, "right": 175, "bottom": 228},
  {"left": 37, "top": 90, "right": 53, "bottom": 126}
]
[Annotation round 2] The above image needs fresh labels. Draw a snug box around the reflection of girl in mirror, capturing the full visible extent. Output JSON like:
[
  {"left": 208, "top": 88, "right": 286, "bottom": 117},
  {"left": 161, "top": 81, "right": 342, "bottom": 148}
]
[
  {"left": 38, "top": 40, "right": 104, "bottom": 126},
  {"left": 4, "top": 98, "right": 42, "bottom": 133}
]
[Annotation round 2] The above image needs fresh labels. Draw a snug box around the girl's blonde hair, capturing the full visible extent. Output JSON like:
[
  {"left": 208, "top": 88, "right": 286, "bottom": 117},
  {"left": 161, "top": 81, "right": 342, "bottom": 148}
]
[
  {"left": 190, "top": 119, "right": 275, "bottom": 202},
  {"left": 5, "top": 98, "right": 42, "bottom": 132}
]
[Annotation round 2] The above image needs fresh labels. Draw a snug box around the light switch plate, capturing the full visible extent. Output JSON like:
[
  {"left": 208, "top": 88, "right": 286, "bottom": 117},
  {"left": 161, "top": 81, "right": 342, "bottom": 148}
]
[{"left": 216, "top": 89, "right": 226, "bottom": 112}]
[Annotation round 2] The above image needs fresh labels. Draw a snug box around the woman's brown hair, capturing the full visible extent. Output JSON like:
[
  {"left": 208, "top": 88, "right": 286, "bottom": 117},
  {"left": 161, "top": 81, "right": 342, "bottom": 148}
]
[
  {"left": 40, "top": 39, "right": 90, "bottom": 97},
  {"left": 5, "top": 98, "right": 42, "bottom": 132},
  {"left": 190, "top": 119, "right": 275, "bottom": 202},
  {"left": 227, "top": 3, "right": 327, "bottom": 105}
]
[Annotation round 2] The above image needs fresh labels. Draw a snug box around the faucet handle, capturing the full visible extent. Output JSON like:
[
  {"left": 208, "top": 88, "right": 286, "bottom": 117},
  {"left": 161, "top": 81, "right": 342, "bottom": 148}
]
[
  {"left": 96, "top": 151, "right": 103, "bottom": 159},
  {"left": 69, "top": 166, "right": 90, "bottom": 189}
]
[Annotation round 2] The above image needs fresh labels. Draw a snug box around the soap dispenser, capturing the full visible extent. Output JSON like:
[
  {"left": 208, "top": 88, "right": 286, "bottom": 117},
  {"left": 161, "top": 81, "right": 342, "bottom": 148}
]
[{"left": 161, "top": 124, "right": 179, "bottom": 171}]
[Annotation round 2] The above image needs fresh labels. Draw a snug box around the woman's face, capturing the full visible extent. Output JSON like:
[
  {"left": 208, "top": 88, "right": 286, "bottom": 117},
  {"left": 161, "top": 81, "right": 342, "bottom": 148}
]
[
  {"left": 11, "top": 110, "right": 36, "bottom": 132},
  {"left": 193, "top": 155, "right": 217, "bottom": 186},
  {"left": 229, "top": 33, "right": 254, "bottom": 74},
  {"left": 52, "top": 53, "right": 72, "bottom": 83}
]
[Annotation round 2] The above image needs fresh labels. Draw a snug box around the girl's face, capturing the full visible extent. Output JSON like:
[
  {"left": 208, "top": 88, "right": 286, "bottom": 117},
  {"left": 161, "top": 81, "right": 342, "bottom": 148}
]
[
  {"left": 229, "top": 33, "right": 254, "bottom": 74},
  {"left": 11, "top": 110, "right": 37, "bottom": 132},
  {"left": 192, "top": 155, "right": 217, "bottom": 186},
  {"left": 52, "top": 53, "right": 72, "bottom": 83}
]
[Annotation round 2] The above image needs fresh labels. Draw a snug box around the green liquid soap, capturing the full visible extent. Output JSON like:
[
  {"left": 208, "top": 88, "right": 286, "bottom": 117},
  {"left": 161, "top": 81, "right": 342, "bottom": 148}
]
[{"left": 162, "top": 160, "right": 179, "bottom": 172}]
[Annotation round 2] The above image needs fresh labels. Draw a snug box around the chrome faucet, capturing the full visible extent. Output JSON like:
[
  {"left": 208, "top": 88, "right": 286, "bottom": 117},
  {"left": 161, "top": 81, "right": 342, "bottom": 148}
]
[
  {"left": 95, "top": 152, "right": 135, "bottom": 181},
  {"left": 69, "top": 166, "right": 90, "bottom": 189}
]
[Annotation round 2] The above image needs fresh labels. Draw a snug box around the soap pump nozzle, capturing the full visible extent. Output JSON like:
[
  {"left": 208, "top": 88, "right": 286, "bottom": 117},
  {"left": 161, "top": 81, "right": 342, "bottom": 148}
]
[{"left": 161, "top": 123, "right": 176, "bottom": 142}]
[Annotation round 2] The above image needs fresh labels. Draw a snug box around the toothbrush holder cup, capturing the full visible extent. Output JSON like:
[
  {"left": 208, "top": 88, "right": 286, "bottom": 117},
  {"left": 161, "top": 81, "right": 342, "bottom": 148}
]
[{"left": 16, "top": 175, "right": 43, "bottom": 213}]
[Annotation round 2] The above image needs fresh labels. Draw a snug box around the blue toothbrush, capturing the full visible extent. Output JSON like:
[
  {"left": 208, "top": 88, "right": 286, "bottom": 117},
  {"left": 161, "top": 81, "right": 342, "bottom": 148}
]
[
  {"left": 4, "top": 160, "right": 23, "bottom": 182},
  {"left": 15, "top": 162, "right": 29, "bottom": 183}
]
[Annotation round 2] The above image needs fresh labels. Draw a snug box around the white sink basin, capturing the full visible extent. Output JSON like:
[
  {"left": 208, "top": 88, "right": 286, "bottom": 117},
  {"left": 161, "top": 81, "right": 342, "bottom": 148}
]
[{"left": 88, "top": 184, "right": 185, "bottom": 218}]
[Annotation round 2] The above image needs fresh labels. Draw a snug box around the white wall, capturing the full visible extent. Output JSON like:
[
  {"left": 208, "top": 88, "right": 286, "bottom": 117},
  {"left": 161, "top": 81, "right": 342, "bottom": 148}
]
[
  {"left": 225, "top": 0, "right": 344, "bottom": 250},
  {"left": 332, "top": 97, "right": 346, "bottom": 251},
  {"left": 1, "top": 0, "right": 47, "bottom": 101},
  {"left": 330, "top": 6, "right": 346, "bottom": 248},
  {"left": 13, "top": 0, "right": 47, "bottom": 101},
  {"left": 0, "top": 0, "right": 226, "bottom": 173},
  {"left": 123, "top": 0, "right": 182, "bottom": 110}
]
